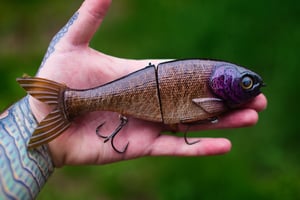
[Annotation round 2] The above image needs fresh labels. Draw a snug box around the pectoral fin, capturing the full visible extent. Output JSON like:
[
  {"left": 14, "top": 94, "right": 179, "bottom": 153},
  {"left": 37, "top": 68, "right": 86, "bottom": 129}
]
[{"left": 192, "top": 97, "right": 227, "bottom": 114}]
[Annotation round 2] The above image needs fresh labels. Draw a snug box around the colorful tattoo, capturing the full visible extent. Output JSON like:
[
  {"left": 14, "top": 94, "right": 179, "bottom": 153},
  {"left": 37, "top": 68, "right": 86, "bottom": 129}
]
[
  {"left": 39, "top": 12, "right": 79, "bottom": 69},
  {"left": 0, "top": 96, "right": 54, "bottom": 199}
]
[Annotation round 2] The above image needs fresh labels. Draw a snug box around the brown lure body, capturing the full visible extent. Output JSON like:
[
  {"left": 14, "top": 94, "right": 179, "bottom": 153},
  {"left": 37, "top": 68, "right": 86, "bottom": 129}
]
[
  {"left": 65, "top": 60, "right": 223, "bottom": 125},
  {"left": 65, "top": 65, "right": 162, "bottom": 122},
  {"left": 17, "top": 59, "right": 264, "bottom": 149},
  {"left": 157, "top": 60, "right": 224, "bottom": 124}
]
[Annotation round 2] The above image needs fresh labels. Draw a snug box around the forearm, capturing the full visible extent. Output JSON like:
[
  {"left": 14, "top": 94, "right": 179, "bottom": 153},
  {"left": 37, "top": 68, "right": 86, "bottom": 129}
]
[{"left": 0, "top": 96, "right": 54, "bottom": 199}]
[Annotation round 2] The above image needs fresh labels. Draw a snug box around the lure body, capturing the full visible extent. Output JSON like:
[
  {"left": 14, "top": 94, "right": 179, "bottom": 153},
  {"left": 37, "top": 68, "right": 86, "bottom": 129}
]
[
  {"left": 66, "top": 60, "right": 219, "bottom": 124},
  {"left": 17, "top": 59, "right": 264, "bottom": 148}
]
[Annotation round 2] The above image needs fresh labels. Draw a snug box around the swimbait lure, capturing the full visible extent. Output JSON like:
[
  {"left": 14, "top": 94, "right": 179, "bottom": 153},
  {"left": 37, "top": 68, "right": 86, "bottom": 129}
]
[{"left": 17, "top": 59, "right": 264, "bottom": 153}]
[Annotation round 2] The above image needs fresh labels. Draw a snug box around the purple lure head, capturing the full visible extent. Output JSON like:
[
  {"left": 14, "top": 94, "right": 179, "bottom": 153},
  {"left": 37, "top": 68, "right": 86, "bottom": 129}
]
[{"left": 209, "top": 62, "right": 264, "bottom": 107}]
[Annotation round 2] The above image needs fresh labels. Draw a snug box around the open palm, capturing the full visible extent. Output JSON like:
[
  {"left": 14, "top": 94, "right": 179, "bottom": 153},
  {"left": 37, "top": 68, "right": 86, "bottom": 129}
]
[{"left": 29, "top": 0, "right": 267, "bottom": 167}]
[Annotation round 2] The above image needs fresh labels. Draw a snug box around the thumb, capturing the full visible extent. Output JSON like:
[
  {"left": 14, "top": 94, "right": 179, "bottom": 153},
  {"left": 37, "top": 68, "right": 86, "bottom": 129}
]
[{"left": 63, "top": 0, "right": 112, "bottom": 46}]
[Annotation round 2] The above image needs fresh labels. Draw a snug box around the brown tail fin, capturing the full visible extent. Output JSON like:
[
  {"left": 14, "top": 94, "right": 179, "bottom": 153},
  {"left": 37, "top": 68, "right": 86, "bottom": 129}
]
[{"left": 17, "top": 76, "right": 71, "bottom": 149}]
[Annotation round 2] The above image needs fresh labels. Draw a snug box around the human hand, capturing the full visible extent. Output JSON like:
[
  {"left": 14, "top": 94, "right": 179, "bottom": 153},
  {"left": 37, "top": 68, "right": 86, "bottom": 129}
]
[{"left": 29, "top": 0, "right": 267, "bottom": 167}]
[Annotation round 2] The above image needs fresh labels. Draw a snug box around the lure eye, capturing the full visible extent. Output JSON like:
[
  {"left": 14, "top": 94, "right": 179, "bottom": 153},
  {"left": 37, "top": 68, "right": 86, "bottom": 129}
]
[{"left": 240, "top": 76, "right": 254, "bottom": 90}]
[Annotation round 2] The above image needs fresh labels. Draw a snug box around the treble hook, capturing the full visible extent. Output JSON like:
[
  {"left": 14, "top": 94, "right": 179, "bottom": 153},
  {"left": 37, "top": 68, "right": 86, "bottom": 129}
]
[
  {"left": 96, "top": 115, "right": 129, "bottom": 153},
  {"left": 183, "top": 117, "right": 219, "bottom": 145},
  {"left": 183, "top": 125, "right": 200, "bottom": 145}
]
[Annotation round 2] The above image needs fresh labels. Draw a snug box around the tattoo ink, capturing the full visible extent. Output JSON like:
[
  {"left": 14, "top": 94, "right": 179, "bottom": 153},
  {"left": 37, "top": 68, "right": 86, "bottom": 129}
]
[
  {"left": 39, "top": 12, "right": 79, "bottom": 69},
  {"left": 0, "top": 96, "right": 54, "bottom": 199}
]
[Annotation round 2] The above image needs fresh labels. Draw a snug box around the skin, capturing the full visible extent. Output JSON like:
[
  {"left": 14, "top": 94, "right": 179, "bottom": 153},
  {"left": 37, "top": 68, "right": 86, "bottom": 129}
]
[{"left": 31, "top": 0, "right": 267, "bottom": 167}]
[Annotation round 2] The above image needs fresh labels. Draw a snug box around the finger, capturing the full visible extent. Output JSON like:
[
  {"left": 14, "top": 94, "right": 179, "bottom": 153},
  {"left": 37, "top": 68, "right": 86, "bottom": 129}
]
[
  {"left": 147, "top": 136, "right": 231, "bottom": 156},
  {"left": 210, "top": 108, "right": 259, "bottom": 129},
  {"left": 166, "top": 108, "right": 258, "bottom": 134},
  {"left": 64, "top": 0, "right": 112, "bottom": 46},
  {"left": 177, "top": 94, "right": 267, "bottom": 132},
  {"left": 244, "top": 94, "right": 268, "bottom": 112}
]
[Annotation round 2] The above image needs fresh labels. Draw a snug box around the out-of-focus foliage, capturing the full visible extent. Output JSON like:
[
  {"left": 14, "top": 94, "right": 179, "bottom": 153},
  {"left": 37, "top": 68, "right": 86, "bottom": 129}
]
[{"left": 1, "top": 0, "right": 299, "bottom": 199}]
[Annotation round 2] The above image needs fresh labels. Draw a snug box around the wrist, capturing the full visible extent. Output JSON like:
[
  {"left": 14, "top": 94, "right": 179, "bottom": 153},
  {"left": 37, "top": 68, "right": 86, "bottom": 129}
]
[
  {"left": 0, "top": 96, "right": 54, "bottom": 199},
  {"left": 29, "top": 95, "right": 52, "bottom": 122}
]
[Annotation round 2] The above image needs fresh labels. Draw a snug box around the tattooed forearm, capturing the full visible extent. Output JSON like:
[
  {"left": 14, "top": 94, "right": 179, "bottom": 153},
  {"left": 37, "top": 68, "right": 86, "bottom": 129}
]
[
  {"left": 39, "top": 12, "right": 79, "bottom": 68},
  {"left": 0, "top": 96, "right": 54, "bottom": 199}
]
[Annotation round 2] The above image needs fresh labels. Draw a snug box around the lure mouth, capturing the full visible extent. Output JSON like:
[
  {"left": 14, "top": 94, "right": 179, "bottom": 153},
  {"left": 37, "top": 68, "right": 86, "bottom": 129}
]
[
  {"left": 253, "top": 73, "right": 265, "bottom": 91},
  {"left": 254, "top": 76, "right": 265, "bottom": 96},
  {"left": 257, "top": 76, "right": 266, "bottom": 92}
]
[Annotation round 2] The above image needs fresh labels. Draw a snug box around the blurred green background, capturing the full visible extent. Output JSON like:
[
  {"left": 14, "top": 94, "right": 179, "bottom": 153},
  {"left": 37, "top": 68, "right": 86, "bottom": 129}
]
[{"left": 1, "top": 0, "right": 299, "bottom": 199}]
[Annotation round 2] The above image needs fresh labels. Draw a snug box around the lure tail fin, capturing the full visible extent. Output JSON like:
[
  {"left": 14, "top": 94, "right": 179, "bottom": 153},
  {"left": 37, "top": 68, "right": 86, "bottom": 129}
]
[{"left": 17, "top": 76, "right": 71, "bottom": 149}]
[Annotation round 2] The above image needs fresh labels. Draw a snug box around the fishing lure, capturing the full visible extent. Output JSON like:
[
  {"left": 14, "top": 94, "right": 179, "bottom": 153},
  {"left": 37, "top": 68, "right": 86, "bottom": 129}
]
[{"left": 17, "top": 59, "right": 264, "bottom": 153}]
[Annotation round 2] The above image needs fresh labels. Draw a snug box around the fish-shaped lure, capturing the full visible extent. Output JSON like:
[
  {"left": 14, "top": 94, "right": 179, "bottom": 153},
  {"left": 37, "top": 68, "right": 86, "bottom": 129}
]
[{"left": 17, "top": 59, "right": 264, "bottom": 153}]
